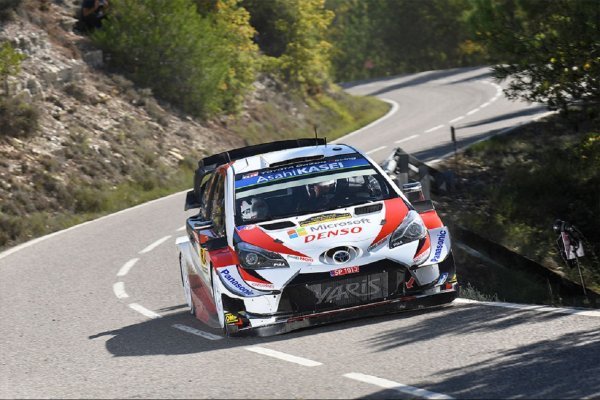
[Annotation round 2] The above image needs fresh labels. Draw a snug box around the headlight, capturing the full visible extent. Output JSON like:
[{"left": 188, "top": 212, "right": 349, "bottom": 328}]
[
  {"left": 235, "top": 242, "right": 289, "bottom": 269},
  {"left": 389, "top": 210, "right": 427, "bottom": 249}
]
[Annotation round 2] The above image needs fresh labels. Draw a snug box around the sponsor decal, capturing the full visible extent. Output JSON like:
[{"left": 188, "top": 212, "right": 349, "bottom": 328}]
[
  {"left": 235, "top": 155, "right": 371, "bottom": 189},
  {"left": 431, "top": 229, "right": 447, "bottom": 262},
  {"left": 225, "top": 313, "right": 239, "bottom": 324},
  {"left": 367, "top": 235, "right": 388, "bottom": 252},
  {"left": 237, "top": 224, "right": 256, "bottom": 231},
  {"left": 329, "top": 266, "right": 360, "bottom": 277},
  {"left": 304, "top": 226, "right": 362, "bottom": 243},
  {"left": 247, "top": 281, "right": 275, "bottom": 290},
  {"left": 255, "top": 162, "right": 344, "bottom": 184},
  {"left": 287, "top": 227, "right": 307, "bottom": 239},
  {"left": 436, "top": 272, "right": 449, "bottom": 286},
  {"left": 413, "top": 250, "right": 429, "bottom": 265},
  {"left": 200, "top": 248, "right": 207, "bottom": 266},
  {"left": 287, "top": 254, "right": 314, "bottom": 263},
  {"left": 300, "top": 213, "right": 352, "bottom": 227},
  {"left": 406, "top": 276, "right": 415, "bottom": 289},
  {"left": 312, "top": 277, "right": 381, "bottom": 304},
  {"left": 220, "top": 268, "right": 254, "bottom": 296},
  {"left": 242, "top": 171, "right": 258, "bottom": 179},
  {"left": 307, "top": 218, "right": 370, "bottom": 233}
]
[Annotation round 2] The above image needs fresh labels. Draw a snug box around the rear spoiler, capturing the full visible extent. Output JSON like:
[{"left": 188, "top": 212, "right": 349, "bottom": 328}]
[{"left": 185, "top": 138, "right": 326, "bottom": 210}]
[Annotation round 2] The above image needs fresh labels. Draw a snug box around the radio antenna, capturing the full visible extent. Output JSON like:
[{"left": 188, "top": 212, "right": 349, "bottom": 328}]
[{"left": 314, "top": 125, "right": 319, "bottom": 145}]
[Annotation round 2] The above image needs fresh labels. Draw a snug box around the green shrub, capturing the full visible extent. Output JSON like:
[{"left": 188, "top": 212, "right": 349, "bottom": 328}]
[
  {"left": 0, "top": 41, "right": 25, "bottom": 81},
  {"left": 0, "top": 96, "right": 39, "bottom": 138},
  {"left": 92, "top": 0, "right": 258, "bottom": 117},
  {"left": 0, "top": 0, "right": 20, "bottom": 21}
]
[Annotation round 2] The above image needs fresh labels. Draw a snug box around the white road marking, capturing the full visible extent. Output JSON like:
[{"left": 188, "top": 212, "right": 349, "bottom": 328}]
[
  {"left": 0, "top": 190, "right": 189, "bottom": 261},
  {"left": 344, "top": 373, "right": 454, "bottom": 400},
  {"left": 245, "top": 346, "right": 322, "bottom": 367},
  {"left": 117, "top": 258, "right": 139, "bottom": 277},
  {"left": 480, "top": 101, "right": 491, "bottom": 108},
  {"left": 366, "top": 145, "right": 387, "bottom": 155},
  {"left": 139, "top": 235, "right": 172, "bottom": 254},
  {"left": 172, "top": 324, "right": 223, "bottom": 340},
  {"left": 425, "top": 124, "right": 444, "bottom": 133},
  {"left": 435, "top": 110, "right": 557, "bottom": 162},
  {"left": 395, "top": 134, "right": 420, "bottom": 144},
  {"left": 128, "top": 303, "right": 162, "bottom": 319},
  {"left": 454, "top": 298, "right": 600, "bottom": 317},
  {"left": 466, "top": 108, "right": 480, "bottom": 116},
  {"left": 113, "top": 282, "right": 129, "bottom": 299},
  {"left": 177, "top": 226, "right": 186, "bottom": 231},
  {"left": 449, "top": 116, "right": 464, "bottom": 124}
]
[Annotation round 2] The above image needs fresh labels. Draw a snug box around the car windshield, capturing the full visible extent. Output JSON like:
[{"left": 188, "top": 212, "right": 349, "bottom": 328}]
[{"left": 234, "top": 153, "right": 397, "bottom": 225}]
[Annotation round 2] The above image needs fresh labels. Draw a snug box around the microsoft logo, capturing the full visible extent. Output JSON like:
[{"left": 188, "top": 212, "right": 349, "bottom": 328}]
[{"left": 287, "top": 227, "right": 307, "bottom": 239}]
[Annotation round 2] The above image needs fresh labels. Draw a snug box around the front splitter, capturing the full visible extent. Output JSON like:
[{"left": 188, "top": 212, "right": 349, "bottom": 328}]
[{"left": 227, "top": 289, "right": 459, "bottom": 337}]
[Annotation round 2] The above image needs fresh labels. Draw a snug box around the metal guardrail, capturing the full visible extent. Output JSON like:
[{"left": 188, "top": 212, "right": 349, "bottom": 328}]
[
  {"left": 381, "top": 146, "right": 598, "bottom": 304},
  {"left": 381, "top": 147, "right": 455, "bottom": 199}
]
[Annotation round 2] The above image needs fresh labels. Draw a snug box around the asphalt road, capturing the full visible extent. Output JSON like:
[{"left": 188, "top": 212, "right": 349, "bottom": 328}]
[{"left": 2, "top": 67, "right": 599, "bottom": 399}]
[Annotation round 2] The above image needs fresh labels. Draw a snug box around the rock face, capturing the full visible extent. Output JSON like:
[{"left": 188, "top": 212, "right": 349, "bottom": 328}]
[{"left": 0, "top": 1, "right": 245, "bottom": 247}]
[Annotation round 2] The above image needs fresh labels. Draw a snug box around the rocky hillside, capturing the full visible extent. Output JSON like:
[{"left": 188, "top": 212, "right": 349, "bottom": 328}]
[
  {"left": 1, "top": 0, "right": 244, "bottom": 176},
  {"left": 0, "top": 0, "right": 388, "bottom": 250}
]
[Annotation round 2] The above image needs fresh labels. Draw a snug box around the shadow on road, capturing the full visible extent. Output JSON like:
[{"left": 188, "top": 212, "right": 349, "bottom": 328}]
[
  {"left": 458, "top": 106, "right": 548, "bottom": 130},
  {"left": 88, "top": 304, "right": 447, "bottom": 358},
  {"left": 407, "top": 113, "right": 547, "bottom": 162},
  {"left": 362, "top": 304, "right": 600, "bottom": 399},
  {"left": 339, "top": 67, "right": 485, "bottom": 95}
]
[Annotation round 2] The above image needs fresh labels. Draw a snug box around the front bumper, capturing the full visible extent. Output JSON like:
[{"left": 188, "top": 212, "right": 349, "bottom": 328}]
[{"left": 226, "top": 285, "right": 459, "bottom": 337}]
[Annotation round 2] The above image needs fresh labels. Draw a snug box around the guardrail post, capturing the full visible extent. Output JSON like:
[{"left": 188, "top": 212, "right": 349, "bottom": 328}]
[
  {"left": 396, "top": 150, "right": 409, "bottom": 186},
  {"left": 418, "top": 165, "right": 431, "bottom": 199}
]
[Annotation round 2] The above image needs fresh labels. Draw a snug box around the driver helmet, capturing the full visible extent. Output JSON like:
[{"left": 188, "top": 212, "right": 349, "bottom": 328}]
[
  {"left": 240, "top": 197, "right": 269, "bottom": 221},
  {"left": 312, "top": 179, "right": 336, "bottom": 197}
]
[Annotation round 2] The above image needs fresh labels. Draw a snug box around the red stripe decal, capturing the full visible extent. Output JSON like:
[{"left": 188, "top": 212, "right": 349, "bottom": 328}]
[
  {"left": 209, "top": 246, "right": 239, "bottom": 268},
  {"left": 371, "top": 198, "right": 409, "bottom": 246},
  {"left": 420, "top": 210, "right": 443, "bottom": 229},
  {"left": 236, "top": 226, "right": 307, "bottom": 257},
  {"left": 237, "top": 266, "right": 272, "bottom": 284},
  {"left": 414, "top": 234, "right": 431, "bottom": 259}
]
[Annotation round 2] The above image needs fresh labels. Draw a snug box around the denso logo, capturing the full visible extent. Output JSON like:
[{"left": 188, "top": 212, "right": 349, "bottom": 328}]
[
  {"left": 220, "top": 268, "right": 254, "bottom": 296},
  {"left": 256, "top": 162, "right": 344, "bottom": 184},
  {"left": 313, "top": 278, "right": 381, "bottom": 304},
  {"left": 431, "top": 229, "right": 447, "bottom": 262},
  {"left": 304, "top": 227, "right": 362, "bottom": 243}
]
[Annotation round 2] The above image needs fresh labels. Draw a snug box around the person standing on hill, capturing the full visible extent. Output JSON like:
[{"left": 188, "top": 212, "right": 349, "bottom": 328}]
[{"left": 80, "top": 0, "right": 108, "bottom": 31}]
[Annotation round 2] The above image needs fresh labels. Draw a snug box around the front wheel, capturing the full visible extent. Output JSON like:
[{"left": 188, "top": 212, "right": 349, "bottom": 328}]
[{"left": 179, "top": 253, "right": 195, "bottom": 316}]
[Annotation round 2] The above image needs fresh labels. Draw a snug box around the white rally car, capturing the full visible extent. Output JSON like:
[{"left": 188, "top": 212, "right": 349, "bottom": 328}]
[{"left": 176, "top": 138, "right": 458, "bottom": 336}]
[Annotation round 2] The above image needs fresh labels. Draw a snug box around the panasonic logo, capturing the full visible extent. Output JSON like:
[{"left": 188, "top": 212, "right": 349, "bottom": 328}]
[
  {"left": 221, "top": 269, "right": 254, "bottom": 296},
  {"left": 431, "top": 230, "right": 447, "bottom": 262}
]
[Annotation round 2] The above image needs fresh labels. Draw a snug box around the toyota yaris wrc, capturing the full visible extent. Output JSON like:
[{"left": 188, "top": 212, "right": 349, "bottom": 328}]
[{"left": 176, "top": 138, "right": 458, "bottom": 336}]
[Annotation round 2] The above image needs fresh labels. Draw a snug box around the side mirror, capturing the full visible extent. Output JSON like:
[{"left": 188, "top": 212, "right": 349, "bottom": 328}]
[
  {"left": 402, "top": 182, "right": 425, "bottom": 203},
  {"left": 200, "top": 236, "right": 228, "bottom": 251},
  {"left": 412, "top": 199, "right": 435, "bottom": 213},
  {"left": 184, "top": 190, "right": 202, "bottom": 211}
]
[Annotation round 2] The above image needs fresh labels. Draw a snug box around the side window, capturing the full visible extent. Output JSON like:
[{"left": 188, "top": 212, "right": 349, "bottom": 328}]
[
  {"left": 210, "top": 174, "right": 226, "bottom": 237},
  {"left": 199, "top": 173, "right": 216, "bottom": 220}
]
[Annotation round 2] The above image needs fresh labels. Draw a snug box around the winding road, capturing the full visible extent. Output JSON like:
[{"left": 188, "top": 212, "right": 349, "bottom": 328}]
[{"left": 2, "top": 67, "right": 599, "bottom": 399}]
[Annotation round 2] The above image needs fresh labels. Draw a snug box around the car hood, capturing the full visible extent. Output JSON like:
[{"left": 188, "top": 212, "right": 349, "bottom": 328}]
[{"left": 235, "top": 198, "right": 410, "bottom": 262}]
